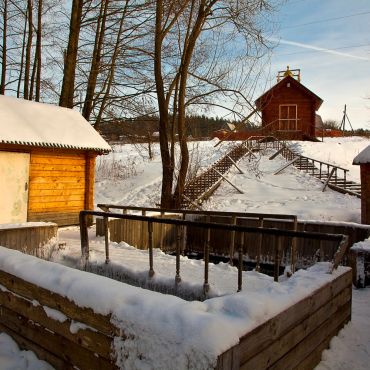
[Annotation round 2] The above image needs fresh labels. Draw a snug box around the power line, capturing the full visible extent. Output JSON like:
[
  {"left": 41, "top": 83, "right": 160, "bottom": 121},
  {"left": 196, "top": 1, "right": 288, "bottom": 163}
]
[
  {"left": 276, "top": 43, "right": 370, "bottom": 57},
  {"left": 282, "top": 10, "right": 370, "bottom": 29}
]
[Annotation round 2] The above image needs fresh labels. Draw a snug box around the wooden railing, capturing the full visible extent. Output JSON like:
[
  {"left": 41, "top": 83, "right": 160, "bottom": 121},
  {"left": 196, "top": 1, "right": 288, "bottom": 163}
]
[
  {"left": 182, "top": 136, "right": 286, "bottom": 208},
  {"left": 80, "top": 210, "right": 349, "bottom": 295},
  {"left": 274, "top": 144, "right": 361, "bottom": 197}
]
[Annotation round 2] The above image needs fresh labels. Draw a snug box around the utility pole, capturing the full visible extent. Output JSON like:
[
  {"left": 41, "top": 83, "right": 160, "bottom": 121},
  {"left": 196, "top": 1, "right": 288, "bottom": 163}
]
[{"left": 339, "top": 104, "right": 354, "bottom": 135}]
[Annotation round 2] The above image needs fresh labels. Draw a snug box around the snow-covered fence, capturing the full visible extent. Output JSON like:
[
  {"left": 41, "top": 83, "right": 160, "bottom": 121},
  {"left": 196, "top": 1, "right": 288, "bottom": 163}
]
[
  {"left": 0, "top": 222, "right": 57, "bottom": 257},
  {"left": 216, "top": 268, "right": 352, "bottom": 369},
  {"left": 0, "top": 264, "right": 118, "bottom": 369}
]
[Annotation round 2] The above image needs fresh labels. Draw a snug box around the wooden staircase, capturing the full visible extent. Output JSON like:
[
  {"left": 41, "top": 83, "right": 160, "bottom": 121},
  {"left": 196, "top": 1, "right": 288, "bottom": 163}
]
[
  {"left": 273, "top": 145, "right": 362, "bottom": 198},
  {"left": 181, "top": 136, "right": 283, "bottom": 208}
]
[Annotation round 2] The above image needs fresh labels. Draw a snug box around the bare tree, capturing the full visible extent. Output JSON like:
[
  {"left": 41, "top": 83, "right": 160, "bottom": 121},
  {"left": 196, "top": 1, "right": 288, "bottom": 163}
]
[
  {"left": 0, "top": 0, "right": 7, "bottom": 94},
  {"left": 154, "top": 0, "right": 274, "bottom": 208},
  {"left": 59, "top": 0, "right": 83, "bottom": 108}
]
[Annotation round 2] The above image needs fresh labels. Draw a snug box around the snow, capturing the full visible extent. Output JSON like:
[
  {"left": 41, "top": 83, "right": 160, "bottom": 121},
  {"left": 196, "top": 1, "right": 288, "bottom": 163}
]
[
  {"left": 0, "top": 95, "right": 111, "bottom": 152},
  {"left": 315, "top": 287, "right": 370, "bottom": 370},
  {"left": 353, "top": 144, "right": 370, "bottom": 165},
  {"left": 0, "top": 333, "right": 54, "bottom": 370},
  {"left": 2, "top": 136, "right": 370, "bottom": 369},
  {"left": 0, "top": 246, "right": 350, "bottom": 370},
  {"left": 0, "top": 222, "right": 56, "bottom": 230}
]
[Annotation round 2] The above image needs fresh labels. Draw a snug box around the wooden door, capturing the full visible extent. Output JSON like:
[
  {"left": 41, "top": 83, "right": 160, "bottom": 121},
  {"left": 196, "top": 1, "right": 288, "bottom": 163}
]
[
  {"left": 0, "top": 152, "right": 30, "bottom": 223},
  {"left": 279, "top": 105, "right": 297, "bottom": 130}
]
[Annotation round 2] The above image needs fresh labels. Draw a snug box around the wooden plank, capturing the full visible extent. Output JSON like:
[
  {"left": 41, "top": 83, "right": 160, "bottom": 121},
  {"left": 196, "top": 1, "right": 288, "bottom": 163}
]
[
  {"left": 30, "top": 170, "right": 85, "bottom": 177},
  {"left": 238, "top": 270, "right": 352, "bottom": 365},
  {"left": 28, "top": 200, "right": 84, "bottom": 208},
  {"left": 0, "top": 270, "right": 118, "bottom": 336},
  {"left": 28, "top": 188, "right": 86, "bottom": 196},
  {"left": 0, "top": 306, "right": 116, "bottom": 370},
  {"left": 241, "top": 286, "right": 351, "bottom": 369},
  {"left": 0, "top": 322, "right": 69, "bottom": 370},
  {"left": 30, "top": 164, "right": 85, "bottom": 171},
  {"left": 30, "top": 182, "right": 85, "bottom": 190},
  {"left": 268, "top": 301, "right": 351, "bottom": 370},
  {"left": 29, "top": 194, "right": 85, "bottom": 202},
  {"left": 215, "top": 345, "right": 240, "bottom": 370},
  {"left": 30, "top": 176, "right": 85, "bottom": 184},
  {"left": 0, "top": 289, "right": 113, "bottom": 359}
]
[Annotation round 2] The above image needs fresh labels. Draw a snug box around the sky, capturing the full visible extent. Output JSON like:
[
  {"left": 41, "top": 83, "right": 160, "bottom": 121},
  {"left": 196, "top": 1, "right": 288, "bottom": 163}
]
[{"left": 263, "top": 0, "right": 370, "bottom": 129}]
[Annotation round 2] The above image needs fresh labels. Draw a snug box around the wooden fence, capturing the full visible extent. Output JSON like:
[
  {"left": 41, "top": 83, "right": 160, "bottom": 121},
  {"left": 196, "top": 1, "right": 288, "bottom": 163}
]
[
  {"left": 0, "top": 254, "right": 352, "bottom": 370},
  {"left": 0, "top": 223, "right": 57, "bottom": 257},
  {"left": 96, "top": 206, "right": 369, "bottom": 270},
  {"left": 0, "top": 269, "right": 118, "bottom": 370},
  {"left": 216, "top": 268, "right": 352, "bottom": 369}
]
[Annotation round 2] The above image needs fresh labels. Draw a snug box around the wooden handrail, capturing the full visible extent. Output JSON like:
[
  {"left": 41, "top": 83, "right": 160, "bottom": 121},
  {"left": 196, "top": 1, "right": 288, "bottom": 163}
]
[{"left": 81, "top": 210, "right": 348, "bottom": 293}]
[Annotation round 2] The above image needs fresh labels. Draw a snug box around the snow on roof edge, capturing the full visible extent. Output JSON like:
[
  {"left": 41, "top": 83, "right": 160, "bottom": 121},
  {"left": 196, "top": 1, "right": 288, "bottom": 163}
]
[
  {"left": 353, "top": 145, "right": 370, "bottom": 165},
  {"left": 0, "top": 95, "right": 111, "bottom": 153}
]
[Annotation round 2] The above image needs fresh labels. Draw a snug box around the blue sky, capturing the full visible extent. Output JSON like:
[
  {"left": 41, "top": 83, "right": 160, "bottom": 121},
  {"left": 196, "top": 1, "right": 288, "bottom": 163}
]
[{"left": 264, "top": 0, "right": 370, "bottom": 128}]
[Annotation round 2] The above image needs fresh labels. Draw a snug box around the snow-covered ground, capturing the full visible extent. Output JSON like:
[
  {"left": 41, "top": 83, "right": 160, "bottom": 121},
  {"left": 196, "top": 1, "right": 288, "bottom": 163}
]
[{"left": 1, "top": 136, "right": 370, "bottom": 369}]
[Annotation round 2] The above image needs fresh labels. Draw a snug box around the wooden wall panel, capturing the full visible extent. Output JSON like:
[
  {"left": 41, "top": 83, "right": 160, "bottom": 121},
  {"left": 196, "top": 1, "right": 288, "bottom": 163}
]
[{"left": 28, "top": 151, "right": 88, "bottom": 226}]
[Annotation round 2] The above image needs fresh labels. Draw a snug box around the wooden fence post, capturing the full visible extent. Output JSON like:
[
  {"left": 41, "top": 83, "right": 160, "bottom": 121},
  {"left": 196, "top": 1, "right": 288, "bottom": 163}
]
[
  {"left": 237, "top": 232, "right": 244, "bottom": 292},
  {"left": 79, "top": 212, "right": 89, "bottom": 269},
  {"left": 104, "top": 216, "right": 110, "bottom": 264},
  {"left": 274, "top": 236, "right": 282, "bottom": 282},
  {"left": 148, "top": 222, "right": 154, "bottom": 278},
  {"left": 175, "top": 225, "right": 181, "bottom": 284},
  {"left": 229, "top": 216, "right": 236, "bottom": 265}
]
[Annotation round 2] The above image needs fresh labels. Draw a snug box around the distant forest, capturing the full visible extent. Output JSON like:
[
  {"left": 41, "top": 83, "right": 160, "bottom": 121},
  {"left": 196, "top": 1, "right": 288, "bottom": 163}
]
[{"left": 99, "top": 115, "right": 258, "bottom": 141}]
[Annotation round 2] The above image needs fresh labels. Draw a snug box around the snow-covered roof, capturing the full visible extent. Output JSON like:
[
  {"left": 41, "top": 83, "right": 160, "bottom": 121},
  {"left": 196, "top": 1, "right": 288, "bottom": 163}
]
[
  {"left": 0, "top": 95, "right": 111, "bottom": 153},
  {"left": 353, "top": 145, "right": 370, "bottom": 165}
]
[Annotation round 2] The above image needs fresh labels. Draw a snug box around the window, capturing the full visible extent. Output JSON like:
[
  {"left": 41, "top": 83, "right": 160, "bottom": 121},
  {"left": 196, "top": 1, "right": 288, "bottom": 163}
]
[{"left": 279, "top": 104, "right": 298, "bottom": 130}]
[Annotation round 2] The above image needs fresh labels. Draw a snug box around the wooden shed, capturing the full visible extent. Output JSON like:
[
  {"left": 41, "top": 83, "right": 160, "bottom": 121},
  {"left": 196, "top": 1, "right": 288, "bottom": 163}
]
[
  {"left": 255, "top": 67, "right": 323, "bottom": 140},
  {"left": 0, "top": 95, "right": 110, "bottom": 226}
]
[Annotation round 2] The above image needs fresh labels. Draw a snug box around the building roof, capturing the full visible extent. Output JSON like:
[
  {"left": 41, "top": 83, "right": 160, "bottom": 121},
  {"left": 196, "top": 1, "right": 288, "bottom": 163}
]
[
  {"left": 353, "top": 145, "right": 370, "bottom": 165},
  {"left": 0, "top": 95, "right": 111, "bottom": 153},
  {"left": 255, "top": 75, "right": 323, "bottom": 111}
]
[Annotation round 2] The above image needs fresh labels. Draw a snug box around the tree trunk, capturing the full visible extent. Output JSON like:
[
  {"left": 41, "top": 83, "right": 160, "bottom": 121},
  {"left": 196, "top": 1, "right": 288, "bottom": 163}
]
[
  {"left": 0, "top": 0, "right": 7, "bottom": 94},
  {"left": 35, "top": 0, "right": 42, "bottom": 101},
  {"left": 82, "top": 0, "right": 109, "bottom": 121},
  {"left": 59, "top": 0, "right": 83, "bottom": 108},
  {"left": 154, "top": 0, "right": 174, "bottom": 208},
  {"left": 24, "top": 0, "right": 33, "bottom": 100},
  {"left": 17, "top": 9, "right": 28, "bottom": 98}
]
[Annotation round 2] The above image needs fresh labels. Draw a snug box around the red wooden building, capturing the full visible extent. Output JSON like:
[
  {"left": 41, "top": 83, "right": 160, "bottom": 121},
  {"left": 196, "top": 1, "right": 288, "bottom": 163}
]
[{"left": 255, "top": 67, "right": 323, "bottom": 140}]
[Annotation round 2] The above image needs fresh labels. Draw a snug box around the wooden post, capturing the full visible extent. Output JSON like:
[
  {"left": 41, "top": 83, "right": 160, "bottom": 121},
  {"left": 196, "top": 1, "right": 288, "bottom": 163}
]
[
  {"left": 160, "top": 211, "right": 164, "bottom": 249},
  {"left": 237, "top": 232, "right": 244, "bottom": 292},
  {"left": 291, "top": 218, "right": 298, "bottom": 273},
  {"left": 141, "top": 210, "right": 146, "bottom": 248},
  {"left": 148, "top": 222, "right": 154, "bottom": 277},
  {"left": 103, "top": 215, "right": 109, "bottom": 264},
  {"left": 182, "top": 213, "right": 187, "bottom": 255},
  {"left": 274, "top": 236, "right": 282, "bottom": 282},
  {"left": 256, "top": 217, "right": 264, "bottom": 272},
  {"left": 323, "top": 167, "right": 336, "bottom": 192},
  {"left": 79, "top": 212, "right": 89, "bottom": 269},
  {"left": 203, "top": 217, "right": 211, "bottom": 295},
  {"left": 175, "top": 225, "right": 181, "bottom": 284},
  {"left": 229, "top": 216, "right": 236, "bottom": 265}
]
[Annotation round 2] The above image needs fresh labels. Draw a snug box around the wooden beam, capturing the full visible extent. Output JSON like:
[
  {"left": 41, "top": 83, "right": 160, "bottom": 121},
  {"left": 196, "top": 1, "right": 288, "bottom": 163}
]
[
  {"left": 322, "top": 167, "right": 336, "bottom": 192},
  {"left": 226, "top": 155, "right": 244, "bottom": 174},
  {"left": 214, "top": 169, "right": 244, "bottom": 194},
  {"left": 269, "top": 146, "right": 285, "bottom": 160},
  {"left": 274, "top": 157, "right": 299, "bottom": 175}
]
